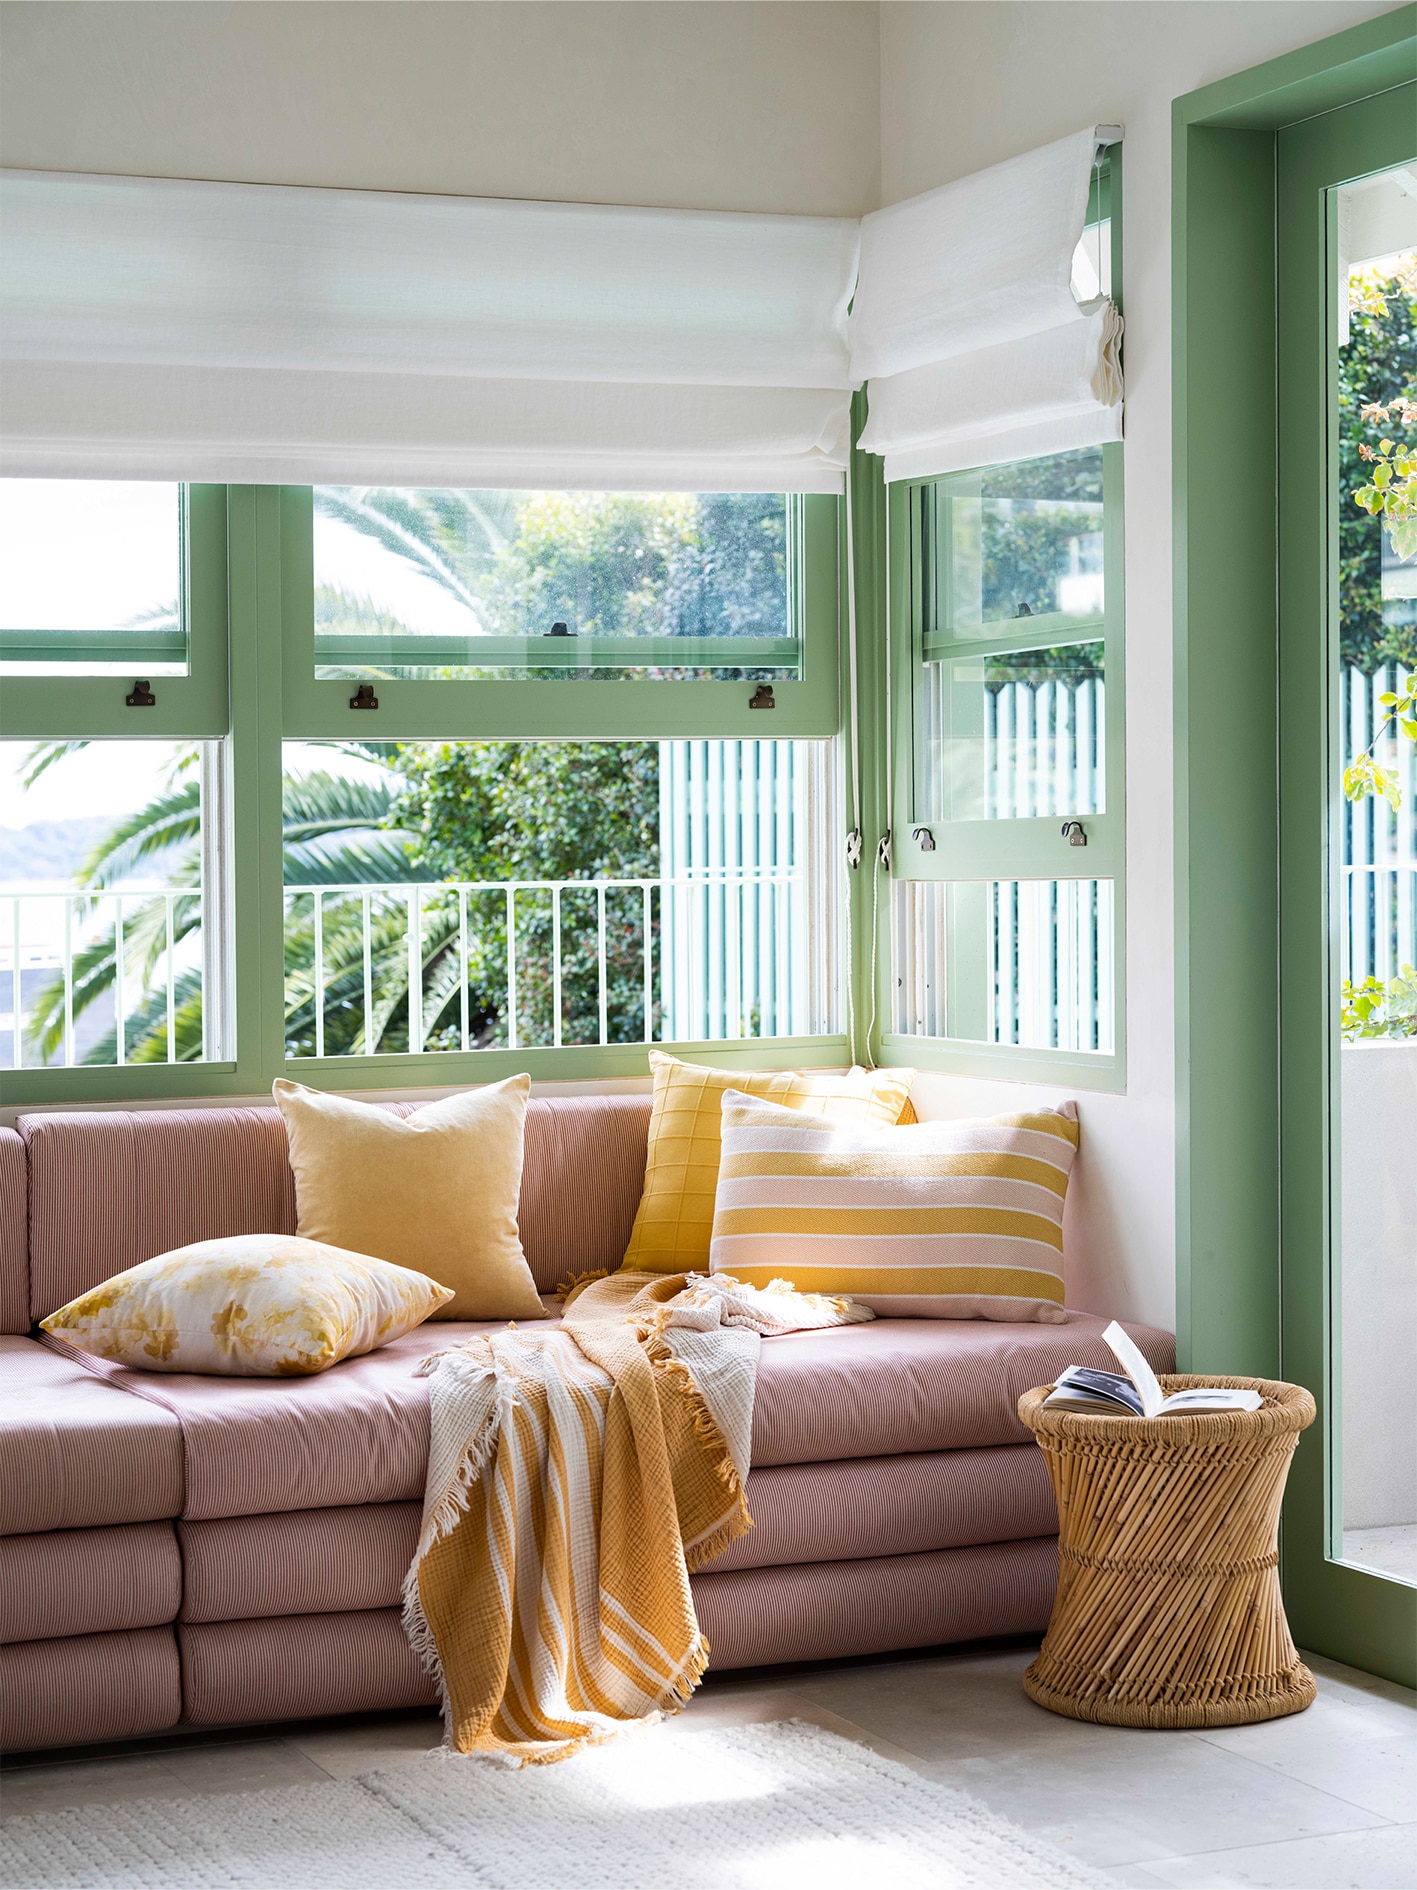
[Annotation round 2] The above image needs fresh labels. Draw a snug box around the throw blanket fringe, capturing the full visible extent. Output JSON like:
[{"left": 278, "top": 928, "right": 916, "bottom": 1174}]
[{"left": 404, "top": 1271, "right": 870, "bottom": 1764}]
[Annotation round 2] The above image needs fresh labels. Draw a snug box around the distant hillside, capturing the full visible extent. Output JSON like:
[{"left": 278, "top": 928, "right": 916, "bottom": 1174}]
[{"left": 0, "top": 818, "right": 115, "bottom": 885}]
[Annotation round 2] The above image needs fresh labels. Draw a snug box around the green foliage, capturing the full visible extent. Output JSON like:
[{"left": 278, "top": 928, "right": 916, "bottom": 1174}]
[
  {"left": 1353, "top": 406, "right": 1417, "bottom": 562},
  {"left": 23, "top": 740, "right": 419, "bottom": 1066},
  {"left": 1339, "top": 272, "right": 1417, "bottom": 671},
  {"left": 1341, "top": 965, "right": 1417, "bottom": 1039},
  {"left": 314, "top": 487, "right": 791, "bottom": 680},
  {"left": 391, "top": 741, "right": 661, "bottom": 1050},
  {"left": 977, "top": 448, "right": 1104, "bottom": 627},
  {"left": 1342, "top": 673, "right": 1417, "bottom": 810}
]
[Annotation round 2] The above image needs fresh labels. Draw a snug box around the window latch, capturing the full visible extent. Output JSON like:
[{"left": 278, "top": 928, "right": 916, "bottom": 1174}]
[
  {"left": 350, "top": 683, "right": 379, "bottom": 710},
  {"left": 911, "top": 826, "right": 936, "bottom": 852},
  {"left": 543, "top": 621, "right": 574, "bottom": 637},
  {"left": 126, "top": 680, "right": 156, "bottom": 707},
  {"left": 1061, "top": 820, "right": 1087, "bottom": 847},
  {"left": 748, "top": 684, "right": 775, "bottom": 710}
]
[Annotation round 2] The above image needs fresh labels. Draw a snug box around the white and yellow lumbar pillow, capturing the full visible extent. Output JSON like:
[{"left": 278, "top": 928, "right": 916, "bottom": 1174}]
[
  {"left": 709, "top": 1093, "right": 1079, "bottom": 1322},
  {"left": 40, "top": 1234, "right": 454, "bottom": 1376}
]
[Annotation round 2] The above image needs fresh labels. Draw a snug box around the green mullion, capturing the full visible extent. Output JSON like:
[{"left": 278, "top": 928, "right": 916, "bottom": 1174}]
[{"left": 838, "top": 394, "right": 891, "bottom": 1067}]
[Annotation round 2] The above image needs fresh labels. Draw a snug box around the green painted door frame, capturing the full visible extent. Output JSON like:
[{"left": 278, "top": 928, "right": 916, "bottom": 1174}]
[
  {"left": 1174, "top": 5, "right": 1417, "bottom": 1686},
  {"left": 1277, "top": 81, "right": 1416, "bottom": 1688}
]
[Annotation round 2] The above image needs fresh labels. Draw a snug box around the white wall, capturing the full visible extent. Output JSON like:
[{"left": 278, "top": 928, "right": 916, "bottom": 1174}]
[
  {"left": 0, "top": 0, "right": 880, "bottom": 215},
  {"left": 884, "top": 1, "right": 1397, "bottom": 1332}
]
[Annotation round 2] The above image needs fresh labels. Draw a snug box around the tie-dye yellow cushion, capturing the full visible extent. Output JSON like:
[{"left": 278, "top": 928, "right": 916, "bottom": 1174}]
[{"left": 40, "top": 1234, "right": 454, "bottom": 1376}]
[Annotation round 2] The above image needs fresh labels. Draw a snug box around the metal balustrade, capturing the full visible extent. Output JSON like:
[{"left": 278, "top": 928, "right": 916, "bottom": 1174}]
[
  {"left": 2, "top": 887, "right": 199, "bottom": 1069},
  {"left": 279, "top": 870, "right": 810, "bottom": 1058}
]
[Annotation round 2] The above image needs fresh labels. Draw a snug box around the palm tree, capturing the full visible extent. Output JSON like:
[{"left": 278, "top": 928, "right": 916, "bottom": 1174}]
[{"left": 25, "top": 741, "right": 423, "bottom": 1065}]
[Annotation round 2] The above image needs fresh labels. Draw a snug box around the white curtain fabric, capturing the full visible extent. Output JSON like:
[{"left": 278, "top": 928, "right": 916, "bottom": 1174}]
[
  {"left": 0, "top": 170, "right": 858, "bottom": 490},
  {"left": 852, "top": 126, "right": 1124, "bottom": 482}
]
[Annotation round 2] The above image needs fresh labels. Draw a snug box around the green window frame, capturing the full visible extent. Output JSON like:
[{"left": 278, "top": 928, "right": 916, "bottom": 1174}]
[
  {"left": 880, "top": 447, "right": 1126, "bottom": 1090},
  {"left": 1, "top": 482, "right": 848, "bottom": 1105},
  {"left": 877, "top": 171, "right": 1127, "bottom": 1091}
]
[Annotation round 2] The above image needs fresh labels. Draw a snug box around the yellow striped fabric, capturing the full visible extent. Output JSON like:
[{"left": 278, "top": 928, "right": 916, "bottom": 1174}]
[
  {"left": 620, "top": 1053, "right": 916, "bottom": 1275},
  {"left": 709, "top": 1093, "right": 1080, "bottom": 1322}
]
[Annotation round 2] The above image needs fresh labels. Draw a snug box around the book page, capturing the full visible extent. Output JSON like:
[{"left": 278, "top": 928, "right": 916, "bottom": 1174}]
[{"left": 1102, "top": 1320, "right": 1164, "bottom": 1418}]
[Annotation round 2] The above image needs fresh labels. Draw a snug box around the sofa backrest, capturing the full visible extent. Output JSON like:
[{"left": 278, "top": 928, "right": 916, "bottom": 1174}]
[
  {"left": 0, "top": 1127, "right": 28, "bottom": 1333},
  {"left": 16, "top": 1093, "right": 652, "bottom": 1324}
]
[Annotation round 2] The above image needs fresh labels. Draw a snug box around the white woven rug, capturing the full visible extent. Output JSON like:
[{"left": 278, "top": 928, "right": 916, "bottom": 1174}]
[{"left": 0, "top": 1719, "right": 1111, "bottom": 1890}]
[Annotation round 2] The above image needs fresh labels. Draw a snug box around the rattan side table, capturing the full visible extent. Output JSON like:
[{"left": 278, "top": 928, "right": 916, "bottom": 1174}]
[{"left": 1018, "top": 1375, "right": 1317, "bottom": 1729}]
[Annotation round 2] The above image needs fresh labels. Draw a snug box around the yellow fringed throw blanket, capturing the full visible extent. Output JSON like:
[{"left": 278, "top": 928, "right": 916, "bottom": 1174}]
[{"left": 403, "top": 1270, "right": 870, "bottom": 1764}]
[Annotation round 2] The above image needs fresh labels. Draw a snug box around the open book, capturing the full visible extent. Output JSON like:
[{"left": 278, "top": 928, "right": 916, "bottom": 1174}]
[{"left": 1043, "top": 1322, "right": 1263, "bottom": 1417}]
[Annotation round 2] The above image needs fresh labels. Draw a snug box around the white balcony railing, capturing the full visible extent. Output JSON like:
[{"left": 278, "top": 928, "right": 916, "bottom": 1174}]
[
  {"left": 282, "top": 869, "right": 814, "bottom": 1058},
  {"left": 2, "top": 887, "right": 199, "bottom": 1069}
]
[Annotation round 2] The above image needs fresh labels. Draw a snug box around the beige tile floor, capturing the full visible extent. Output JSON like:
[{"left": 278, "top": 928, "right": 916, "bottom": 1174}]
[{"left": 1, "top": 1639, "right": 1414, "bottom": 1888}]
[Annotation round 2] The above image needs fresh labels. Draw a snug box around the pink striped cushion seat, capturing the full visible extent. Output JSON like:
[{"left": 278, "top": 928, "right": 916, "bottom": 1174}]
[
  {"left": 0, "top": 1626, "right": 181, "bottom": 1752},
  {"left": 1, "top": 1522, "right": 181, "bottom": 1644},
  {"left": 692, "top": 1536, "right": 1059, "bottom": 1671},
  {"left": 748, "top": 1312, "right": 1175, "bottom": 1467},
  {"left": 174, "top": 1444, "right": 1056, "bottom": 1623},
  {"left": 172, "top": 1536, "right": 1058, "bottom": 1727},
  {"left": 180, "top": 1610, "right": 437, "bottom": 1727},
  {"left": 1, "top": 1336, "right": 183, "bottom": 1534},
  {"left": 48, "top": 1312, "right": 1172, "bottom": 1521}
]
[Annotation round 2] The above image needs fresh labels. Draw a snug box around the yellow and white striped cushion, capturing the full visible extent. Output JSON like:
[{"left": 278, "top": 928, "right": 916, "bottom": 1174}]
[{"left": 709, "top": 1093, "right": 1079, "bottom": 1322}]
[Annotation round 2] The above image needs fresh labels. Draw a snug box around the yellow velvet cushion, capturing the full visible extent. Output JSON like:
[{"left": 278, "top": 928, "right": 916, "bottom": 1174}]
[
  {"left": 620, "top": 1052, "right": 916, "bottom": 1275},
  {"left": 40, "top": 1235, "right": 454, "bottom": 1376},
  {"left": 273, "top": 1074, "right": 543, "bottom": 1320}
]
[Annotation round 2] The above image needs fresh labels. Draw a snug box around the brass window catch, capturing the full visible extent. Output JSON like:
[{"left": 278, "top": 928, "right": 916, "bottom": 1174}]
[
  {"left": 126, "top": 680, "right": 156, "bottom": 707},
  {"left": 911, "top": 826, "right": 936, "bottom": 852},
  {"left": 350, "top": 683, "right": 379, "bottom": 710},
  {"left": 749, "top": 684, "right": 775, "bottom": 710},
  {"left": 1061, "top": 820, "right": 1087, "bottom": 846}
]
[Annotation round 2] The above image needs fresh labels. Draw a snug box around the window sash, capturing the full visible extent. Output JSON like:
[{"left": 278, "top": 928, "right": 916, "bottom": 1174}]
[
  {"left": 0, "top": 484, "right": 229, "bottom": 742},
  {"left": 279, "top": 486, "right": 840, "bottom": 742},
  {"left": 883, "top": 443, "right": 1125, "bottom": 1085}
]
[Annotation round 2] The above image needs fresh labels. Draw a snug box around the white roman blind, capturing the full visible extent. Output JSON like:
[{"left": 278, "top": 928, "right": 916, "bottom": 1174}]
[
  {"left": 851, "top": 127, "right": 1124, "bottom": 482},
  {"left": 0, "top": 171, "right": 860, "bottom": 490}
]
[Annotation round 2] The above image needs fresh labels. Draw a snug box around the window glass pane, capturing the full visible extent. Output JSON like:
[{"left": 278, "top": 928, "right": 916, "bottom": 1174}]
[
  {"left": 1331, "top": 173, "right": 1415, "bottom": 1586},
  {"left": 0, "top": 481, "right": 186, "bottom": 675},
  {"left": 312, "top": 488, "right": 800, "bottom": 681},
  {"left": 918, "top": 641, "right": 1104, "bottom": 822},
  {"left": 893, "top": 877, "right": 1113, "bottom": 1053},
  {"left": 281, "top": 737, "right": 834, "bottom": 1057},
  {"left": 1, "top": 739, "right": 214, "bottom": 1066},
  {"left": 935, "top": 447, "right": 1104, "bottom": 638}
]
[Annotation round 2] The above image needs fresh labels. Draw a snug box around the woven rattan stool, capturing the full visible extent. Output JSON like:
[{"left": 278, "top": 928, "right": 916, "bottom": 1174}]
[{"left": 1018, "top": 1376, "right": 1316, "bottom": 1729}]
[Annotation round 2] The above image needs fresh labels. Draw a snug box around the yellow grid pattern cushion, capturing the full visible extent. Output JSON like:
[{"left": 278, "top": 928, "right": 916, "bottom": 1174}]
[
  {"left": 709, "top": 1092, "right": 1080, "bottom": 1321},
  {"left": 621, "top": 1053, "right": 916, "bottom": 1275}
]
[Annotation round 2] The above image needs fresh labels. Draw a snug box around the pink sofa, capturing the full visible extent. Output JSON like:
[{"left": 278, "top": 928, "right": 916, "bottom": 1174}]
[{"left": 0, "top": 1096, "right": 1174, "bottom": 1753}]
